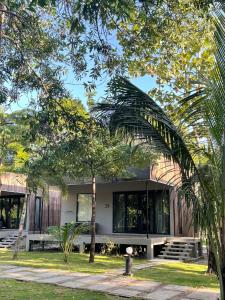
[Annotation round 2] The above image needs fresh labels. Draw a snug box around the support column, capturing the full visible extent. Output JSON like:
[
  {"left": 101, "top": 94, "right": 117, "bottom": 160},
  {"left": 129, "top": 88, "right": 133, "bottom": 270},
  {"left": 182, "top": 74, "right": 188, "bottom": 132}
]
[{"left": 146, "top": 240, "right": 153, "bottom": 259}]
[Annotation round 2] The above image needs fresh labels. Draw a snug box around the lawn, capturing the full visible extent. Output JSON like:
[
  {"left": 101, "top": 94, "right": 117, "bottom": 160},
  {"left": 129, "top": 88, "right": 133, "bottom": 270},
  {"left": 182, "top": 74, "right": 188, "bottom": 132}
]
[
  {"left": 134, "top": 261, "right": 219, "bottom": 290},
  {"left": 0, "top": 249, "right": 144, "bottom": 274},
  {"left": 0, "top": 250, "right": 219, "bottom": 290},
  {"left": 0, "top": 279, "right": 130, "bottom": 300}
]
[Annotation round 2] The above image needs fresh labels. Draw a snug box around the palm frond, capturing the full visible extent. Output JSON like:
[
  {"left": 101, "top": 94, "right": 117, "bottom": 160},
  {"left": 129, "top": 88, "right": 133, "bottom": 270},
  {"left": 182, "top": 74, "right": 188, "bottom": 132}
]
[{"left": 94, "top": 77, "right": 197, "bottom": 180}]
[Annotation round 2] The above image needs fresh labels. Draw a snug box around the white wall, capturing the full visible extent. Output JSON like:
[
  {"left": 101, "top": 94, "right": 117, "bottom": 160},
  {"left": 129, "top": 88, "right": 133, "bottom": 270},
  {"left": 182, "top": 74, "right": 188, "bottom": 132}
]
[{"left": 60, "top": 180, "right": 175, "bottom": 235}]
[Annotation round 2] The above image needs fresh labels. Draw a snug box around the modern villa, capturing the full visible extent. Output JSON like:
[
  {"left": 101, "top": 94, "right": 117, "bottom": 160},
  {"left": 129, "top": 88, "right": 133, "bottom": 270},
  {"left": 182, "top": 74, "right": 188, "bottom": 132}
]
[{"left": 0, "top": 159, "right": 200, "bottom": 259}]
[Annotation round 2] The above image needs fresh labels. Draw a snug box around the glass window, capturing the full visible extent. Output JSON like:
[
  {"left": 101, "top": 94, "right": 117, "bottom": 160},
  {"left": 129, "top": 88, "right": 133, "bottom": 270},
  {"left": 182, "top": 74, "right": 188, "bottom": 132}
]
[
  {"left": 153, "top": 191, "right": 170, "bottom": 234},
  {"left": 113, "top": 193, "right": 126, "bottom": 232},
  {"left": 113, "top": 190, "right": 170, "bottom": 234},
  {"left": 0, "top": 197, "right": 24, "bottom": 229},
  {"left": 77, "top": 194, "right": 92, "bottom": 222},
  {"left": 34, "top": 197, "right": 42, "bottom": 231}
]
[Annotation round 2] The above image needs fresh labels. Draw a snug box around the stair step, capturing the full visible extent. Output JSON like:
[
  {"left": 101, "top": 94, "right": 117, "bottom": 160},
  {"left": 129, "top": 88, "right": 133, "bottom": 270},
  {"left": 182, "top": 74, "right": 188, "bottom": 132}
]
[
  {"left": 0, "top": 233, "right": 20, "bottom": 249},
  {"left": 171, "top": 241, "right": 191, "bottom": 246},
  {"left": 169, "top": 246, "right": 192, "bottom": 250},
  {"left": 170, "top": 243, "right": 193, "bottom": 246},
  {"left": 162, "top": 251, "right": 190, "bottom": 256},
  {"left": 159, "top": 239, "right": 198, "bottom": 261}
]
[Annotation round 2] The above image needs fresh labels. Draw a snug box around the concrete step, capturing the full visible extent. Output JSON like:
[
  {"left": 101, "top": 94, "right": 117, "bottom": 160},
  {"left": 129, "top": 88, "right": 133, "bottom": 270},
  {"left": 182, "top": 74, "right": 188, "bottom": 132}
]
[
  {"left": 0, "top": 233, "right": 20, "bottom": 249},
  {"left": 159, "top": 239, "right": 197, "bottom": 261},
  {"left": 161, "top": 251, "right": 190, "bottom": 256},
  {"left": 166, "top": 245, "right": 193, "bottom": 251},
  {"left": 170, "top": 243, "right": 193, "bottom": 248}
]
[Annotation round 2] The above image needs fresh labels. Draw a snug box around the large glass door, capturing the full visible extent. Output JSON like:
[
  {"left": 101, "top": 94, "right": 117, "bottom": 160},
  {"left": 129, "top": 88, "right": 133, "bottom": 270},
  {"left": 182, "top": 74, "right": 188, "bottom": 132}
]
[
  {"left": 113, "top": 191, "right": 146, "bottom": 233},
  {"left": 126, "top": 193, "right": 139, "bottom": 233},
  {"left": 113, "top": 190, "right": 170, "bottom": 234}
]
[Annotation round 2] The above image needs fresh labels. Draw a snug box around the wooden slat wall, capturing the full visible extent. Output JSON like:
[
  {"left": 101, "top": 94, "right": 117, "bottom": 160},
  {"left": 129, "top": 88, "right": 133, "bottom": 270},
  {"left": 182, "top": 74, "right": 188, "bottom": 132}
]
[
  {"left": 150, "top": 157, "right": 181, "bottom": 185},
  {"left": 28, "top": 188, "right": 61, "bottom": 233},
  {"left": 0, "top": 172, "right": 27, "bottom": 194},
  {"left": 48, "top": 188, "right": 61, "bottom": 229},
  {"left": 150, "top": 158, "right": 195, "bottom": 237},
  {"left": 28, "top": 192, "right": 35, "bottom": 232},
  {"left": 172, "top": 194, "right": 194, "bottom": 237}
]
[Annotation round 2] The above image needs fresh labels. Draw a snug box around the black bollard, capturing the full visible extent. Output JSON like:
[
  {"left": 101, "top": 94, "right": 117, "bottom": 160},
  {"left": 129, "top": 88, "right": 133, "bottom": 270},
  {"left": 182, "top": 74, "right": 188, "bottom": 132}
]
[
  {"left": 123, "top": 254, "right": 133, "bottom": 276},
  {"left": 123, "top": 246, "right": 133, "bottom": 276}
]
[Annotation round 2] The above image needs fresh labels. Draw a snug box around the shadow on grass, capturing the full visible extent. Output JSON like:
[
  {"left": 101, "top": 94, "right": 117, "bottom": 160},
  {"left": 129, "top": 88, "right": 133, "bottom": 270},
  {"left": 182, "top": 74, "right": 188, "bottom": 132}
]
[
  {"left": 135, "top": 262, "right": 219, "bottom": 290},
  {"left": 0, "top": 249, "right": 128, "bottom": 274}
]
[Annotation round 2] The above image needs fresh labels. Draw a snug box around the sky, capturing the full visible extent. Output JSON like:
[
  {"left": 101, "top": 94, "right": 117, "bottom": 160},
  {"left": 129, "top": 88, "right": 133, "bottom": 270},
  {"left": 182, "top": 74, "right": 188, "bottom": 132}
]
[
  {"left": 8, "top": 74, "right": 157, "bottom": 112},
  {"left": 64, "top": 74, "right": 157, "bottom": 105}
]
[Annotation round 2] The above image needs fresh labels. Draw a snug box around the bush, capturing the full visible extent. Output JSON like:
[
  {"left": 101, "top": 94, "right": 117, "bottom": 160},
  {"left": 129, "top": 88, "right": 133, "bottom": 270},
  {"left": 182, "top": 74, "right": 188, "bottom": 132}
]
[{"left": 48, "top": 222, "right": 89, "bottom": 263}]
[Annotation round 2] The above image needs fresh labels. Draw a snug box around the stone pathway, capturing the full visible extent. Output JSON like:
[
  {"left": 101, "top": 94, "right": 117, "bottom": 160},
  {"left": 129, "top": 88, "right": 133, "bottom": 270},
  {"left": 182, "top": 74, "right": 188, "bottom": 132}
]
[{"left": 0, "top": 264, "right": 219, "bottom": 300}]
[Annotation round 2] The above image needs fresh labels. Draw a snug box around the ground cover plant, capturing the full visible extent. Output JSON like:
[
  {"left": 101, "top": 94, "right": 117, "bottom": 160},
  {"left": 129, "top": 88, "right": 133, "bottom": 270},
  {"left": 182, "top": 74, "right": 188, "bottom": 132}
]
[{"left": 0, "top": 279, "right": 129, "bottom": 300}]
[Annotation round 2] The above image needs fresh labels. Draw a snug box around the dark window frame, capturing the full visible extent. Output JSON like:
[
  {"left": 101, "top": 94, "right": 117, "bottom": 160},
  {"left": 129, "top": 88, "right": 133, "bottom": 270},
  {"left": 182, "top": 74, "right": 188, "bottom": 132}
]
[{"left": 33, "top": 196, "right": 43, "bottom": 233}]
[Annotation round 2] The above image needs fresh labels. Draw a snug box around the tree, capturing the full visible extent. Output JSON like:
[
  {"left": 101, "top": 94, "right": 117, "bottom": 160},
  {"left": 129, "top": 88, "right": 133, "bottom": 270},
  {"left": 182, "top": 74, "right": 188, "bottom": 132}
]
[
  {"left": 63, "top": 125, "right": 155, "bottom": 263},
  {"left": 0, "top": 108, "right": 30, "bottom": 259},
  {"left": 0, "top": 0, "right": 67, "bottom": 106},
  {"left": 26, "top": 97, "right": 155, "bottom": 263},
  {"left": 0, "top": 109, "right": 29, "bottom": 172},
  {"left": 93, "top": 31, "right": 225, "bottom": 298},
  {"left": 48, "top": 1, "right": 214, "bottom": 98}
]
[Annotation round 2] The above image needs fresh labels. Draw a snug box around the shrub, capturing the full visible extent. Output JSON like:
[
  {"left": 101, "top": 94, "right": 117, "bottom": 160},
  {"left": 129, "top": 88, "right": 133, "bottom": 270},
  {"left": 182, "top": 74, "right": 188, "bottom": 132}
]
[{"left": 48, "top": 222, "right": 89, "bottom": 263}]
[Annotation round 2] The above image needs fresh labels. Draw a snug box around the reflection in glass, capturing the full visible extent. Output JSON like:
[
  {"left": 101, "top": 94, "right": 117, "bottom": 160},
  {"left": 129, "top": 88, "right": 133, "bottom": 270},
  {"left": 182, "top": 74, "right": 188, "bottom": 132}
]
[
  {"left": 0, "top": 197, "right": 24, "bottom": 229},
  {"left": 113, "top": 190, "right": 170, "bottom": 234},
  {"left": 77, "top": 194, "right": 92, "bottom": 222}
]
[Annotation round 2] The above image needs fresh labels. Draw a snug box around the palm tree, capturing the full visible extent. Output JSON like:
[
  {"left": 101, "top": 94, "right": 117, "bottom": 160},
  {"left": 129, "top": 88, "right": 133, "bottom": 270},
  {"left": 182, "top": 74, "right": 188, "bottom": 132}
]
[{"left": 94, "top": 7, "right": 225, "bottom": 299}]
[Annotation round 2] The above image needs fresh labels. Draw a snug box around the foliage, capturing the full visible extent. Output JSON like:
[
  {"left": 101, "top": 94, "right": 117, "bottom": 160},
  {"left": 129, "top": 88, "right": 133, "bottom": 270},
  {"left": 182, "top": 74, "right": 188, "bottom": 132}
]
[
  {"left": 48, "top": 222, "right": 89, "bottom": 263},
  {"left": 100, "top": 240, "right": 119, "bottom": 256},
  {"left": 93, "top": 23, "right": 225, "bottom": 293},
  {"left": 0, "top": 0, "right": 67, "bottom": 106},
  {"left": 26, "top": 96, "right": 156, "bottom": 187},
  {"left": 26, "top": 96, "right": 156, "bottom": 264},
  {"left": 0, "top": 108, "right": 29, "bottom": 173}
]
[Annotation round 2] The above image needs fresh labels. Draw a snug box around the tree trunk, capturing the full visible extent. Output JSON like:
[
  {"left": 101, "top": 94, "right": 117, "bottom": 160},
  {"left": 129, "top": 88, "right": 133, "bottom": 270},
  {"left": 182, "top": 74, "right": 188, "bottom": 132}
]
[
  {"left": 12, "top": 194, "right": 28, "bottom": 260},
  {"left": 207, "top": 239, "right": 217, "bottom": 274},
  {"left": 89, "top": 176, "right": 96, "bottom": 263},
  {"left": 64, "top": 252, "right": 68, "bottom": 263}
]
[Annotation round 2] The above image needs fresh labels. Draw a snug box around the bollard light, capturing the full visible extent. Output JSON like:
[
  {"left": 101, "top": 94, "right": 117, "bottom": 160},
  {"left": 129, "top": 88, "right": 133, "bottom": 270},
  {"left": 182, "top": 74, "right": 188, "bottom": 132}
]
[
  {"left": 126, "top": 247, "right": 133, "bottom": 255},
  {"left": 123, "top": 246, "right": 133, "bottom": 276}
]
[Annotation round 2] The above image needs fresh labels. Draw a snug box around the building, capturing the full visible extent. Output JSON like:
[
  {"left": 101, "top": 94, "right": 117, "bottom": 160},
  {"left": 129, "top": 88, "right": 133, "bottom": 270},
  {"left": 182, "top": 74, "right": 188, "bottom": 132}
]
[{"left": 0, "top": 159, "right": 199, "bottom": 259}]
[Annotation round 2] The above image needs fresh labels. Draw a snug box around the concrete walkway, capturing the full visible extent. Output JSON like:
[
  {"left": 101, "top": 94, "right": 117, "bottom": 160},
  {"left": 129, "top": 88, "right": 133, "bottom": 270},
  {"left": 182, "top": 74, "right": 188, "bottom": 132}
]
[{"left": 0, "top": 264, "right": 219, "bottom": 300}]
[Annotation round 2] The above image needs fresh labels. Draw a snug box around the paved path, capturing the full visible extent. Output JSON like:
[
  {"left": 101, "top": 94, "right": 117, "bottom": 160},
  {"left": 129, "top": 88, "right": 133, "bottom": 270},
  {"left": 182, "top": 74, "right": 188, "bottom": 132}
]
[{"left": 0, "top": 264, "right": 219, "bottom": 300}]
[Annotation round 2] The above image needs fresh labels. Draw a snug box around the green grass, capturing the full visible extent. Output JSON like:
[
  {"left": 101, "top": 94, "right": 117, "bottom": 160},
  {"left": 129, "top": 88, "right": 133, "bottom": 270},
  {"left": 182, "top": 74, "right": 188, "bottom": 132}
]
[
  {"left": 0, "top": 249, "right": 144, "bottom": 274},
  {"left": 134, "top": 262, "right": 219, "bottom": 290},
  {"left": 0, "top": 279, "right": 130, "bottom": 300},
  {"left": 0, "top": 250, "right": 219, "bottom": 290}
]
